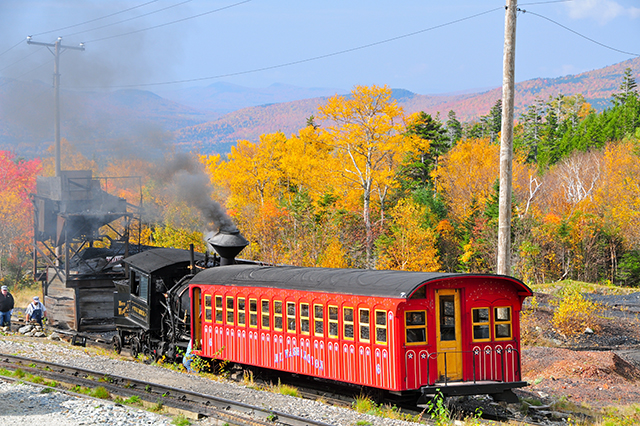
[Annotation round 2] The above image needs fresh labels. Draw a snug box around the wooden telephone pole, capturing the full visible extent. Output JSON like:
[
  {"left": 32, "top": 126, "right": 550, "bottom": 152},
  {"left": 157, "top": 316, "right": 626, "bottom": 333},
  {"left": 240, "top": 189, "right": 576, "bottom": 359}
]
[
  {"left": 497, "top": 0, "right": 518, "bottom": 275},
  {"left": 27, "top": 36, "right": 85, "bottom": 177}
]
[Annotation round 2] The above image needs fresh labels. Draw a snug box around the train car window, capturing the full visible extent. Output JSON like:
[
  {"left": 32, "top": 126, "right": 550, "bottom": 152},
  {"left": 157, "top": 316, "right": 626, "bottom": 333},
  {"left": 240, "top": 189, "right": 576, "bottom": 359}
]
[
  {"left": 410, "top": 286, "right": 426, "bottom": 299},
  {"left": 286, "top": 302, "right": 296, "bottom": 333},
  {"left": 249, "top": 298, "right": 258, "bottom": 328},
  {"left": 215, "top": 295, "right": 223, "bottom": 324},
  {"left": 204, "top": 294, "right": 212, "bottom": 322},
  {"left": 343, "top": 307, "right": 354, "bottom": 340},
  {"left": 375, "top": 310, "right": 387, "bottom": 344},
  {"left": 274, "top": 301, "right": 283, "bottom": 331},
  {"left": 472, "top": 308, "right": 491, "bottom": 341},
  {"left": 300, "top": 303, "right": 310, "bottom": 334},
  {"left": 314, "top": 304, "right": 324, "bottom": 337},
  {"left": 226, "top": 296, "right": 235, "bottom": 325},
  {"left": 405, "top": 311, "right": 427, "bottom": 344},
  {"left": 494, "top": 307, "right": 512, "bottom": 339},
  {"left": 328, "top": 305, "right": 339, "bottom": 338},
  {"left": 131, "top": 271, "right": 139, "bottom": 296},
  {"left": 359, "top": 308, "right": 370, "bottom": 343},
  {"left": 261, "top": 300, "right": 270, "bottom": 329},
  {"left": 237, "top": 297, "right": 246, "bottom": 326},
  {"left": 139, "top": 274, "right": 149, "bottom": 300},
  {"left": 439, "top": 295, "right": 456, "bottom": 341}
]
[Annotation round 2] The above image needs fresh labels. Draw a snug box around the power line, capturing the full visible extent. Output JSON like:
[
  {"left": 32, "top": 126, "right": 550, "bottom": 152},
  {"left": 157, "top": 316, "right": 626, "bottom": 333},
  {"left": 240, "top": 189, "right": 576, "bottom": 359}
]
[
  {"left": 83, "top": 0, "right": 253, "bottom": 44},
  {"left": 523, "top": 9, "right": 640, "bottom": 57},
  {"left": 0, "top": 46, "right": 45, "bottom": 73},
  {"left": 62, "top": 0, "right": 193, "bottom": 39},
  {"left": 32, "top": 0, "right": 162, "bottom": 37},
  {"left": 87, "top": 6, "right": 504, "bottom": 89},
  {"left": 0, "top": 39, "right": 24, "bottom": 58},
  {"left": 0, "top": 57, "right": 52, "bottom": 86},
  {"left": 520, "top": 0, "right": 573, "bottom": 5}
]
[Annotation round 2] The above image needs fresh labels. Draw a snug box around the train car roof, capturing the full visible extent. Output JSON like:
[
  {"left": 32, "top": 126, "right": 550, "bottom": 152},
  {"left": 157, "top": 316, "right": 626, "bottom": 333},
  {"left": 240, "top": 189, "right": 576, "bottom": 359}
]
[
  {"left": 190, "top": 264, "right": 532, "bottom": 299},
  {"left": 123, "top": 248, "right": 205, "bottom": 274}
]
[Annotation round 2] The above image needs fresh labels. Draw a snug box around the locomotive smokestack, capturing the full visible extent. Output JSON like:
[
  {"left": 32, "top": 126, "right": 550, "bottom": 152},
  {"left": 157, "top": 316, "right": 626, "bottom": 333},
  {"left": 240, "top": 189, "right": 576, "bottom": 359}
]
[{"left": 206, "top": 229, "right": 248, "bottom": 266}]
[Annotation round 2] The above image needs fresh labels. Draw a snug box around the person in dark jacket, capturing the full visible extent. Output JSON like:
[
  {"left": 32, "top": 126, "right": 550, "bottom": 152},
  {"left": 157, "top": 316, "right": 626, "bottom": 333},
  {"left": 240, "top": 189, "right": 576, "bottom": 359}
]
[{"left": 0, "top": 285, "right": 15, "bottom": 327}]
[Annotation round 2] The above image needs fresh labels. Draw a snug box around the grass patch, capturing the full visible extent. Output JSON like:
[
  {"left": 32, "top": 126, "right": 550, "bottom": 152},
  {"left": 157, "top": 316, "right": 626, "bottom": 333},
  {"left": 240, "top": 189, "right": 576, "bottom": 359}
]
[
  {"left": 71, "top": 385, "right": 92, "bottom": 395},
  {"left": 124, "top": 395, "right": 142, "bottom": 405},
  {"left": 531, "top": 280, "right": 636, "bottom": 296},
  {"left": 171, "top": 414, "right": 191, "bottom": 426},
  {"left": 91, "top": 386, "right": 110, "bottom": 399},
  {"left": 351, "top": 395, "right": 422, "bottom": 423},
  {"left": 149, "top": 399, "right": 164, "bottom": 412},
  {"left": 352, "top": 395, "right": 378, "bottom": 415},
  {"left": 597, "top": 404, "right": 640, "bottom": 426},
  {"left": 0, "top": 368, "right": 57, "bottom": 388},
  {"left": 272, "top": 379, "right": 299, "bottom": 397}
]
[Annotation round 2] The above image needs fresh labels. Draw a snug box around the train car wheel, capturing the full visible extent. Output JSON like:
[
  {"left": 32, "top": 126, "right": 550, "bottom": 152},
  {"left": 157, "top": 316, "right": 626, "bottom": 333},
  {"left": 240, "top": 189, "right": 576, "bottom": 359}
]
[
  {"left": 131, "top": 337, "right": 141, "bottom": 359},
  {"left": 112, "top": 335, "right": 123, "bottom": 354}
]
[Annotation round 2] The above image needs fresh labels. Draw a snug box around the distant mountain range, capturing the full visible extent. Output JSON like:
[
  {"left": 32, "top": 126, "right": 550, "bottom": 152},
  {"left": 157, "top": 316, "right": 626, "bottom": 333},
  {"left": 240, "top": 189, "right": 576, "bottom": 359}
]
[{"left": 1, "top": 56, "right": 638, "bottom": 159}]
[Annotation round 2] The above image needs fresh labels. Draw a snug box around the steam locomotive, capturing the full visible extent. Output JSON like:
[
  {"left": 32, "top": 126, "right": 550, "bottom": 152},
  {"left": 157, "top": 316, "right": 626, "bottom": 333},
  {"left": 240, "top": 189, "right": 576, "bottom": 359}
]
[{"left": 113, "top": 230, "right": 532, "bottom": 403}]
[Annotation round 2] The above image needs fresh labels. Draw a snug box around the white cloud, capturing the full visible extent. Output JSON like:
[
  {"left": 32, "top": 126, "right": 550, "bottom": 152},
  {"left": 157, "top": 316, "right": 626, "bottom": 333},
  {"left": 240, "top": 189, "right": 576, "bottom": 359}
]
[{"left": 566, "top": 0, "right": 640, "bottom": 24}]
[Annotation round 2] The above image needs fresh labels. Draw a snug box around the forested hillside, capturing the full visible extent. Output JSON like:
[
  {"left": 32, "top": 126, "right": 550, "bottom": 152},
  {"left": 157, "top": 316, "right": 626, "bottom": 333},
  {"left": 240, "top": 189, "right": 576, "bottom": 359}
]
[
  {"left": 1, "top": 66, "right": 640, "bottom": 290},
  {"left": 175, "top": 57, "right": 640, "bottom": 154}
]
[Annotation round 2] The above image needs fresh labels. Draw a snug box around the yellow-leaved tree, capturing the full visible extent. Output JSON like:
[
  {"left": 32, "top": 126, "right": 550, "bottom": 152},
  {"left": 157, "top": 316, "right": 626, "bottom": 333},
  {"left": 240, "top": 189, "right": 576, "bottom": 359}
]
[
  {"left": 41, "top": 138, "right": 98, "bottom": 177},
  {"left": 594, "top": 140, "right": 640, "bottom": 246},
  {"left": 377, "top": 198, "right": 441, "bottom": 271},
  {"left": 432, "top": 137, "right": 500, "bottom": 224},
  {"left": 319, "top": 85, "right": 411, "bottom": 268}
]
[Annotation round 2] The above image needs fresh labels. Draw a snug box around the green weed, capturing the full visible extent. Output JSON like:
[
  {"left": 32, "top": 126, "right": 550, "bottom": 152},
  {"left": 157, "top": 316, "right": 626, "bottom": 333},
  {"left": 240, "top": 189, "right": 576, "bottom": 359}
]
[{"left": 171, "top": 414, "right": 191, "bottom": 426}]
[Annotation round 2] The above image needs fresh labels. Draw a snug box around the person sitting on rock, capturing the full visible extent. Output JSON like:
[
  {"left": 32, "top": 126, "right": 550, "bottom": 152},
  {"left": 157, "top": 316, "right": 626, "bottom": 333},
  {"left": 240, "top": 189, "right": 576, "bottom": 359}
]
[{"left": 25, "top": 296, "right": 47, "bottom": 326}]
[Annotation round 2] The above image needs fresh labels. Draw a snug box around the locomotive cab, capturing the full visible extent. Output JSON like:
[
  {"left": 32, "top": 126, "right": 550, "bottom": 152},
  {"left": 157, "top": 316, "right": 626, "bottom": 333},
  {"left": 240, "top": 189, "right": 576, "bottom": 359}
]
[{"left": 113, "top": 248, "right": 205, "bottom": 359}]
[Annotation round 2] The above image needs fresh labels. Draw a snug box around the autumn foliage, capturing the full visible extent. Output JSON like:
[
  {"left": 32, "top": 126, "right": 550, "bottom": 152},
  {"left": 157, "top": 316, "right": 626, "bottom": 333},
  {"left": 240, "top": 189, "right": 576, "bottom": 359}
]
[
  {"left": 2, "top": 71, "right": 640, "bottom": 288},
  {"left": 0, "top": 151, "right": 41, "bottom": 287}
]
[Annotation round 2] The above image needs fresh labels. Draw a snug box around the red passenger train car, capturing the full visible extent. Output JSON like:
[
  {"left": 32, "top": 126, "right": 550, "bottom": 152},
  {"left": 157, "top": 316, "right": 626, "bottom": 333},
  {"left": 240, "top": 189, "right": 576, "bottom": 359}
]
[{"left": 189, "top": 264, "right": 532, "bottom": 402}]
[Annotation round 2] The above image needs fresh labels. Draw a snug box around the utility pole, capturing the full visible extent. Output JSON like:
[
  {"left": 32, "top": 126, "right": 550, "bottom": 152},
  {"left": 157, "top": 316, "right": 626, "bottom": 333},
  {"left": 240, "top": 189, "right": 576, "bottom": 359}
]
[
  {"left": 497, "top": 0, "right": 517, "bottom": 275},
  {"left": 27, "top": 36, "right": 84, "bottom": 177}
]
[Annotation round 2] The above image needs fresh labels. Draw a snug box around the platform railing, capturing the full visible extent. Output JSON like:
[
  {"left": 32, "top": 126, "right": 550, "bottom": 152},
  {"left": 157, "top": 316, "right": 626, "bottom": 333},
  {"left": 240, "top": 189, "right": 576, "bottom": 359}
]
[{"left": 424, "top": 345, "right": 521, "bottom": 386}]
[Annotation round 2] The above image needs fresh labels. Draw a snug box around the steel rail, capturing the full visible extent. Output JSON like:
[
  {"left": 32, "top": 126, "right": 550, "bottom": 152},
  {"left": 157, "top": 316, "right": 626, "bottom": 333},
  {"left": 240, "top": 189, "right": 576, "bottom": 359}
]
[{"left": 0, "top": 353, "right": 334, "bottom": 426}]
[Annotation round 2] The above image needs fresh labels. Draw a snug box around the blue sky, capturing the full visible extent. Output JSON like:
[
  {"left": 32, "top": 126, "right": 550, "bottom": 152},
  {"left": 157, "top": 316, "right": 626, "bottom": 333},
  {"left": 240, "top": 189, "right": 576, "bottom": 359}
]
[{"left": 1, "top": 0, "right": 639, "bottom": 95}]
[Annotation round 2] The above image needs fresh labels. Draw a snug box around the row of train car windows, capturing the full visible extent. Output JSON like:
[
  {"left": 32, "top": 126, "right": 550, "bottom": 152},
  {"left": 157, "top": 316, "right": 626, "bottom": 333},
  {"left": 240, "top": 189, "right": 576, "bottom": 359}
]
[
  {"left": 471, "top": 307, "right": 512, "bottom": 341},
  {"left": 200, "top": 295, "right": 512, "bottom": 344},
  {"left": 203, "top": 295, "right": 391, "bottom": 345}
]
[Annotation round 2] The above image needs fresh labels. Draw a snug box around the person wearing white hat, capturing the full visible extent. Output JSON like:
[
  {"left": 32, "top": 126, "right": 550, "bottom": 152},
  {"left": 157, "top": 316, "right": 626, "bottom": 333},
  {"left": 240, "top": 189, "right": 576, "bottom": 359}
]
[
  {"left": 25, "top": 296, "right": 47, "bottom": 326},
  {"left": 0, "top": 285, "right": 14, "bottom": 327}
]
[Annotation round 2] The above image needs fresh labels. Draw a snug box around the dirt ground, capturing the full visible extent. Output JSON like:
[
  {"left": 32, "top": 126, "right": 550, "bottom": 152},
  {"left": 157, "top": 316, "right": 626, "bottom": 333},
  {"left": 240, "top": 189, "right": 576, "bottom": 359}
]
[{"left": 517, "top": 291, "right": 640, "bottom": 414}]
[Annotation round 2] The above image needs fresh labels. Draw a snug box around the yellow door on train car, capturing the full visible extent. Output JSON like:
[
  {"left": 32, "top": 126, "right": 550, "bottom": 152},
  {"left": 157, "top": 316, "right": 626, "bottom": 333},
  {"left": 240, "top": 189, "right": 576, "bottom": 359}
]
[
  {"left": 192, "top": 287, "right": 202, "bottom": 350},
  {"left": 435, "top": 289, "right": 462, "bottom": 381}
]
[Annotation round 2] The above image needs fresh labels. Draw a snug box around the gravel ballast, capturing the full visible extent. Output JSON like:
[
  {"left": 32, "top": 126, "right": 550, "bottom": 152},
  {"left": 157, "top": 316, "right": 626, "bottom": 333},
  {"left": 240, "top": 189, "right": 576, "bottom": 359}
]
[
  {"left": 0, "top": 380, "right": 172, "bottom": 426},
  {"left": 0, "top": 335, "right": 423, "bottom": 426}
]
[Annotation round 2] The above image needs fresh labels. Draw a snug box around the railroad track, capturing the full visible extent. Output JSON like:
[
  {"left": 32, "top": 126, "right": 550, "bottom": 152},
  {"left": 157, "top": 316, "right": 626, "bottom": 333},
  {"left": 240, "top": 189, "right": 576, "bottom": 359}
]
[
  {"left": 2, "top": 332, "right": 554, "bottom": 426},
  {"left": 0, "top": 352, "right": 334, "bottom": 426}
]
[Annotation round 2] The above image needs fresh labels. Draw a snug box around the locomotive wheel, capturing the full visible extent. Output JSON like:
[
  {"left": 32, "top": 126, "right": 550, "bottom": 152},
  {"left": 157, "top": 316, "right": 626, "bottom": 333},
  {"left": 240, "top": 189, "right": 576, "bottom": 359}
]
[
  {"left": 155, "top": 342, "right": 167, "bottom": 361},
  {"left": 165, "top": 344, "right": 176, "bottom": 362},
  {"left": 131, "top": 337, "right": 141, "bottom": 359},
  {"left": 112, "top": 335, "right": 122, "bottom": 355}
]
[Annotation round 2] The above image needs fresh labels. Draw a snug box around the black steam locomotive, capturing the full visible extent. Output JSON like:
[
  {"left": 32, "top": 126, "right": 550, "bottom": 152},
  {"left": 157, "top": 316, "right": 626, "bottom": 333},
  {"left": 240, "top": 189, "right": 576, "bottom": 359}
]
[{"left": 112, "top": 230, "right": 250, "bottom": 360}]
